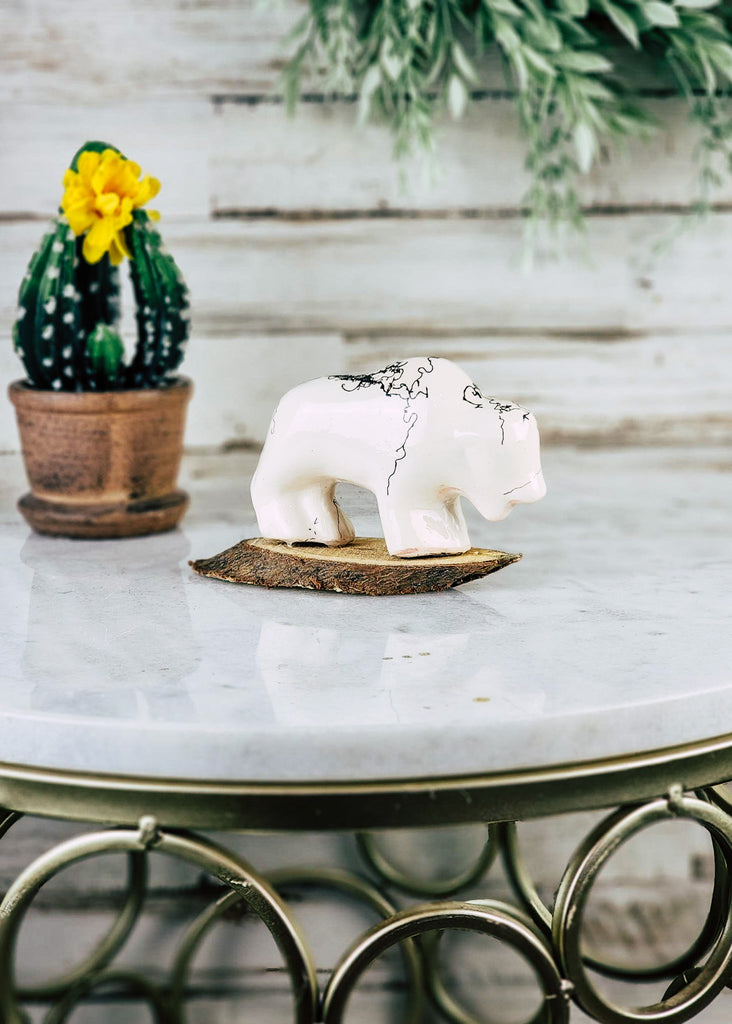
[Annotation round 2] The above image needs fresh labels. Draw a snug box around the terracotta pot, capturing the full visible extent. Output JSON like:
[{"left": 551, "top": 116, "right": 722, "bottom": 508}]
[{"left": 8, "top": 377, "right": 193, "bottom": 538}]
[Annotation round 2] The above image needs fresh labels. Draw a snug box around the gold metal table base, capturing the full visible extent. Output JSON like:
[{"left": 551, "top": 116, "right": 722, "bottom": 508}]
[
  {"left": 3, "top": 734, "right": 732, "bottom": 830},
  {"left": 2, "top": 785, "right": 732, "bottom": 1023}
]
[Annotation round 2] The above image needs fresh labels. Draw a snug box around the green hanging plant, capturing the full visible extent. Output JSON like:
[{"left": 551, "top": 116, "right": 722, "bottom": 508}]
[{"left": 282, "top": 0, "right": 732, "bottom": 242}]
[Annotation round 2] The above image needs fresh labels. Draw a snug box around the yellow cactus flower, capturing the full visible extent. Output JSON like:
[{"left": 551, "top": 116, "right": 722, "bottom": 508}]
[{"left": 61, "top": 148, "right": 160, "bottom": 265}]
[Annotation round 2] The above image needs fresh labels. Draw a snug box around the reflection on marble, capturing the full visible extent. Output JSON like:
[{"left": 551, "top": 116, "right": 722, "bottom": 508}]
[
  {"left": 0, "top": 448, "right": 730, "bottom": 782},
  {"left": 21, "top": 532, "right": 196, "bottom": 719},
  {"left": 249, "top": 591, "right": 546, "bottom": 728}
]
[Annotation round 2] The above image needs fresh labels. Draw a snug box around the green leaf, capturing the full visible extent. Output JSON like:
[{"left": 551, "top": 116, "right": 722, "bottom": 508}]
[
  {"left": 574, "top": 121, "right": 597, "bottom": 171},
  {"left": 599, "top": 0, "right": 641, "bottom": 47},
  {"left": 567, "top": 72, "right": 615, "bottom": 99},
  {"left": 451, "top": 41, "right": 480, "bottom": 84},
  {"left": 554, "top": 49, "right": 614, "bottom": 72},
  {"left": 674, "top": 10, "right": 727, "bottom": 38},
  {"left": 556, "top": 16, "right": 595, "bottom": 45},
  {"left": 520, "top": 0, "right": 550, "bottom": 21},
  {"left": 511, "top": 48, "right": 529, "bottom": 89},
  {"left": 447, "top": 74, "right": 469, "bottom": 118},
  {"left": 557, "top": 0, "right": 589, "bottom": 17},
  {"left": 380, "top": 40, "right": 403, "bottom": 82},
  {"left": 609, "top": 108, "right": 660, "bottom": 135},
  {"left": 696, "top": 40, "right": 717, "bottom": 91},
  {"left": 424, "top": 49, "right": 447, "bottom": 86},
  {"left": 642, "top": 1, "right": 680, "bottom": 26},
  {"left": 522, "top": 45, "right": 557, "bottom": 76},
  {"left": 524, "top": 18, "right": 563, "bottom": 51},
  {"left": 495, "top": 19, "right": 521, "bottom": 53},
  {"left": 675, "top": 0, "right": 720, "bottom": 7},
  {"left": 487, "top": 0, "right": 524, "bottom": 17},
  {"left": 358, "top": 63, "right": 382, "bottom": 123},
  {"left": 708, "top": 40, "right": 732, "bottom": 79}
]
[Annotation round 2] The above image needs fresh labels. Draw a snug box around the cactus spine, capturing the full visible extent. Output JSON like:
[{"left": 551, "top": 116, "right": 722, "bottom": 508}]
[{"left": 13, "top": 148, "right": 189, "bottom": 391}]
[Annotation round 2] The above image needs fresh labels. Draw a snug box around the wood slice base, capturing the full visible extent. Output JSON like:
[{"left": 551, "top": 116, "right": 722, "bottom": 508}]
[
  {"left": 18, "top": 490, "right": 189, "bottom": 539},
  {"left": 190, "top": 537, "right": 521, "bottom": 596}
]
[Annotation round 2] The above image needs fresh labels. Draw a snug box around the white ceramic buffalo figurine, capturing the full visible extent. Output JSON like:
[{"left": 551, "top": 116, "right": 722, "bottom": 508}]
[{"left": 251, "top": 357, "right": 546, "bottom": 558}]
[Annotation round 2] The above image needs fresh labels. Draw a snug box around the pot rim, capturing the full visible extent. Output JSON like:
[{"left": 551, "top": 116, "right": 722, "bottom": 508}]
[{"left": 8, "top": 376, "right": 193, "bottom": 414}]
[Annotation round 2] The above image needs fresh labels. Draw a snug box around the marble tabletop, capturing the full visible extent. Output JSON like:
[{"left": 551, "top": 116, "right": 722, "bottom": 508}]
[{"left": 0, "top": 447, "right": 730, "bottom": 784}]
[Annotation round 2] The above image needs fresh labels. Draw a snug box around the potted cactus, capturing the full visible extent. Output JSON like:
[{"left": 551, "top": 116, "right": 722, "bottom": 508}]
[{"left": 9, "top": 141, "right": 192, "bottom": 538}]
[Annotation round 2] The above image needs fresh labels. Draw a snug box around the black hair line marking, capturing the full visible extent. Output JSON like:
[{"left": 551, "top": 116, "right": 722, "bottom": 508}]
[
  {"left": 331, "top": 358, "right": 440, "bottom": 493},
  {"left": 462, "top": 383, "right": 525, "bottom": 446},
  {"left": 385, "top": 358, "right": 435, "bottom": 493},
  {"left": 504, "top": 469, "right": 542, "bottom": 496}
]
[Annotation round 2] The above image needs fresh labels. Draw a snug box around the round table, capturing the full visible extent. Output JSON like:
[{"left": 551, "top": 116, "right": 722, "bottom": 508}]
[{"left": 0, "top": 446, "right": 730, "bottom": 1023}]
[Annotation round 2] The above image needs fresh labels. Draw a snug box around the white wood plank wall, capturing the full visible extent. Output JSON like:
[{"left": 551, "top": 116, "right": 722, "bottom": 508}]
[
  {"left": 2, "top": 0, "right": 732, "bottom": 454},
  {"left": 2, "top": 2, "right": 731, "bottom": 1020}
]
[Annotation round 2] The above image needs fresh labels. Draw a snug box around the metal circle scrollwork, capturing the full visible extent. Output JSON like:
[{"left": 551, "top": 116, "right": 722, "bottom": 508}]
[
  {"left": 499, "top": 817, "right": 730, "bottom": 984},
  {"left": 168, "top": 866, "right": 424, "bottom": 1024},
  {"left": 0, "top": 812, "right": 149, "bottom": 1005},
  {"left": 0, "top": 823, "right": 319, "bottom": 1024},
  {"left": 553, "top": 792, "right": 732, "bottom": 1024},
  {"left": 0, "top": 809, "right": 22, "bottom": 841},
  {"left": 356, "top": 825, "right": 498, "bottom": 898},
  {"left": 498, "top": 821, "right": 553, "bottom": 933},
  {"left": 703, "top": 783, "right": 732, "bottom": 816},
  {"left": 422, "top": 901, "right": 569, "bottom": 1024},
  {"left": 42, "top": 969, "right": 173, "bottom": 1024},
  {"left": 322, "top": 900, "right": 570, "bottom": 1024},
  {"left": 269, "top": 866, "right": 425, "bottom": 1024},
  {"left": 17, "top": 852, "right": 148, "bottom": 1003}
]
